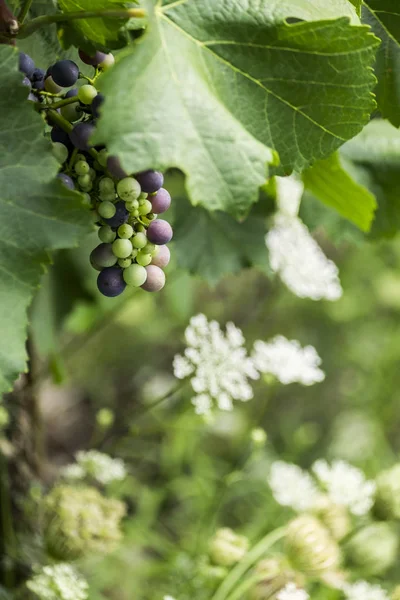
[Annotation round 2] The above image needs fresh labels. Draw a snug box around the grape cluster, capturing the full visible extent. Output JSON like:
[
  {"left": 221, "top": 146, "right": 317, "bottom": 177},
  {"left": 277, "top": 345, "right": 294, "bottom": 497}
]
[{"left": 19, "top": 50, "right": 173, "bottom": 298}]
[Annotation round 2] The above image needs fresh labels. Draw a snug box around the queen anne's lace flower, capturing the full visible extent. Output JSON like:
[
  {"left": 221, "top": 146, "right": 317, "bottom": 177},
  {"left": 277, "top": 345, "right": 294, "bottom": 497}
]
[
  {"left": 313, "top": 460, "right": 376, "bottom": 516},
  {"left": 277, "top": 583, "right": 309, "bottom": 600},
  {"left": 252, "top": 336, "right": 325, "bottom": 385},
  {"left": 269, "top": 461, "right": 319, "bottom": 512},
  {"left": 62, "top": 450, "right": 126, "bottom": 485},
  {"left": 26, "top": 563, "right": 88, "bottom": 600},
  {"left": 173, "top": 314, "right": 259, "bottom": 415},
  {"left": 343, "top": 581, "right": 390, "bottom": 600}
]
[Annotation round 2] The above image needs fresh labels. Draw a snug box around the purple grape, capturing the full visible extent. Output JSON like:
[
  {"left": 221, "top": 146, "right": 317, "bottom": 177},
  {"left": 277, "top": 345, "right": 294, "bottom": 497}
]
[
  {"left": 97, "top": 267, "right": 126, "bottom": 297},
  {"left": 141, "top": 265, "right": 166, "bottom": 292},
  {"left": 103, "top": 201, "right": 129, "bottom": 228},
  {"left": 66, "top": 88, "right": 78, "bottom": 98},
  {"left": 28, "top": 93, "right": 38, "bottom": 103},
  {"left": 91, "top": 93, "right": 104, "bottom": 119},
  {"left": 22, "top": 76, "right": 31, "bottom": 87},
  {"left": 51, "top": 60, "right": 79, "bottom": 87},
  {"left": 90, "top": 243, "right": 117, "bottom": 270},
  {"left": 135, "top": 170, "right": 164, "bottom": 194},
  {"left": 69, "top": 122, "right": 95, "bottom": 151},
  {"left": 46, "top": 65, "right": 53, "bottom": 78},
  {"left": 57, "top": 173, "right": 75, "bottom": 190},
  {"left": 151, "top": 245, "right": 170, "bottom": 268},
  {"left": 19, "top": 52, "right": 35, "bottom": 78},
  {"left": 51, "top": 126, "right": 73, "bottom": 150},
  {"left": 107, "top": 155, "right": 129, "bottom": 179},
  {"left": 79, "top": 49, "right": 107, "bottom": 66},
  {"left": 32, "top": 77, "right": 45, "bottom": 91},
  {"left": 31, "top": 68, "right": 45, "bottom": 82},
  {"left": 147, "top": 219, "right": 173, "bottom": 245},
  {"left": 150, "top": 188, "right": 171, "bottom": 214}
]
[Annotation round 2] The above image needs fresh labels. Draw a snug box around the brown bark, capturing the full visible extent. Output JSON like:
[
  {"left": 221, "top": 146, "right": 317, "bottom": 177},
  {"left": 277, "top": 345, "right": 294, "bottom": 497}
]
[{"left": 0, "top": 0, "right": 17, "bottom": 44}]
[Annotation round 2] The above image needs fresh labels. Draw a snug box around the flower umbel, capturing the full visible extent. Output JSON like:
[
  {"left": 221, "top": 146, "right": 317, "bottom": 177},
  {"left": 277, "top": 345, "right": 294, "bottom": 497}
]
[
  {"left": 269, "top": 461, "right": 319, "bottom": 512},
  {"left": 343, "top": 581, "right": 390, "bottom": 600},
  {"left": 173, "top": 314, "right": 259, "bottom": 415},
  {"left": 26, "top": 563, "right": 88, "bottom": 600},
  {"left": 277, "top": 583, "right": 310, "bottom": 600},
  {"left": 62, "top": 450, "right": 127, "bottom": 485}
]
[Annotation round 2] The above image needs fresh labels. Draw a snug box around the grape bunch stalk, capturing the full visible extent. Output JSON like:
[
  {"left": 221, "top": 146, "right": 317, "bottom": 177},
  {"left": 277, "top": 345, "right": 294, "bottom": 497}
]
[{"left": 19, "top": 49, "right": 173, "bottom": 298}]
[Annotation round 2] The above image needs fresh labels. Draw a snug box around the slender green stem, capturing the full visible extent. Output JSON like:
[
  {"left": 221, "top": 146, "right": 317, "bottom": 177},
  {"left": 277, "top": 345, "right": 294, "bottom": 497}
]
[
  {"left": 79, "top": 73, "right": 95, "bottom": 85},
  {"left": 17, "top": 0, "right": 32, "bottom": 24},
  {"left": 0, "top": 453, "right": 17, "bottom": 589},
  {"left": 226, "top": 575, "right": 281, "bottom": 600},
  {"left": 18, "top": 7, "right": 146, "bottom": 38},
  {"left": 39, "top": 95, "right": 79, "bottom": 111},
  {"left": 211, "top": 528, "right": 286, "bottom": 600},
  {"left": 46, "top": 109, "right": 100, "bottom": 162}
]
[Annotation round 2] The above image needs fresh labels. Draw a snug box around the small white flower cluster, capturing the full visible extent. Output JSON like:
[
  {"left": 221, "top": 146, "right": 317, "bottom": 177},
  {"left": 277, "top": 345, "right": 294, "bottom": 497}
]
[
  {"left": 26, "top": 563, "right": 88, "bottom": 600},
  {"left": 343, "top": 581, "right": 390, "bottom": 600},
  {"left": 265, "top": 176, "right": 342, "bottom": 301},
  {"left": 277, "top": 583, "right": 309, "bottom": 600},
  {"left": 269, "top": 459, "right": 375, "bottom": 517},
  {"left": 252, "top": 336, "right": 325, "bottom": 385},
  {"left": 62, "top": 450, "right": 127, "bottom": 485},
  {"left": 173, "top": 315, "right": 324, "bottom": 416},
  {"left": 163, "top": 596, "right": 177, "bottom": 600}
]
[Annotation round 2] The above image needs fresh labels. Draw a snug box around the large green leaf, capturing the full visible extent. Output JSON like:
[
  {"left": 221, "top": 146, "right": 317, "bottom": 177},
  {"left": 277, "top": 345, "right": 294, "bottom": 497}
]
[
  {"left": 0, "top": 46, "right": 92, "bottom": 396},
  {"left": 302, "top": 152, "right": 377, "bottom": 232},
  {"left": 94, "top": 0, "right": 378, "bottom": 218},
  {"left": 362, "top": 1, "right": 400, "bottom": 127}
]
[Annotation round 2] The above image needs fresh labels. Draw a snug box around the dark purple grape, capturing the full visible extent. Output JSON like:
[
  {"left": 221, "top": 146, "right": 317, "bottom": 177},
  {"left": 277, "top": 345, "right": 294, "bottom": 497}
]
[
  {"left": 57, "top": 173, "right": 75, "bottom": 190},
  {"left": 51, "top": 60, "right": 79, "bottom": 87},
  {"left": 51, "top": 126, "right": 73, "bottom": 150},
  {"left": 103, "top": 201, "right": 129, "bottom": 228},
  {"left": 90, "top": 243, "right": 117, "bottom": 270},
  {"left": 78, "top": 49, "right": 107, "bottom": 66},
  {"left": 32, "top": 78, "right": 45, "bottom": 91},
  {"left": 66, "top": 88, "right": 78, "bottom": 98},
  {"left": 141, "top": 265, "right": 166, "bottom": 292},
  {"left": 91, "top": 93, "right": 104, "bottom": 118},
  {"left": 31, "top": 68, "right": 45, "bottom": 82},
  {"left": 69, "top": 122, "right": 95, "bottom": 151},
  {"left": 150, "top": 188, "right": 171, "bottom": 214},
  {"left": 151, "top": 245, "right": 170, "bottom": 268},
  {"left": 19, "top": 52, "right": 35, "bottom": 78},
  {"left": 46, "top": 65, "right": 53, "bottom": 78},
  {"left": 107, "top": 155, "right": 129, "bottom": 179},
  {"left": 147, "top": 219, "right": 173, "bottom": 245},
  {"left": 135, "top": 170, "right": 164, "bottom": 194},
  {"left": 97, "top": 267, "right": 126, "bottom": 297},
  {"left": 22, "top": 76, "right": 31, "bottom": 87}
]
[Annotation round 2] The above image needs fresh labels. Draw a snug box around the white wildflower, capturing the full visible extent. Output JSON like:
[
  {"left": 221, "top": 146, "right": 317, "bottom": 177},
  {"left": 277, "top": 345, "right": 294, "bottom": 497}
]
[
  {"left": 163, "top": 597, "right": 177, "bottom": 600},
  {"left": 313, "top": 460, "right": 376, "bottom": 516},
  {"left": 26, "top": 563, "right": 88, "bottom": 600},
  {"left": 61, "top": 464, "right": 85, "bottom": 480},
  {"left": 252, "top": 336, "right": 325, "bottom": 385},
  {"left": 277, "top": 583, "right": 309, "bottom": 600},
  {"left": 173, "top": 314, "right": 259, "bottom": 416},
  {"left": 266, "top": 176, "right": 342, "bottom": 301},
  {"left": 269, "top": 461, "right": 320, "bottom": 512},
  {"left": 62, "top": 450, "right": 126, "bottom": 486},
  {"left": 343, "top": 581, "right": 390, "bottom": 600}
]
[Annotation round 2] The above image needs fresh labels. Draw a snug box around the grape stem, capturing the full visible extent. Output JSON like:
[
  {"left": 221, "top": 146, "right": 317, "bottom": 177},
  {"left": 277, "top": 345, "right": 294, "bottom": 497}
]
[
  {"left": 17, "top": 7, "right": 146, "bottom": 38},
  {"left": 17, "top": 0, "right": 32, "bottom": 24},
  {"left": 0, "top": 0, "right": 18, "bottom": 42},
  {"left": 38, "top": 95, "right": 79, "bottom": 111}
]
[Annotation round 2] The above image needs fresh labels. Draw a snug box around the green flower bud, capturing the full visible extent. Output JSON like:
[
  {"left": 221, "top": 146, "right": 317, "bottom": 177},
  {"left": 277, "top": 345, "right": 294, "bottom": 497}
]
[
  {"left": 391, "top": 585, "right": 400, "bottom": 600},
  {"left": 375, "top": 464, "right": 400, "bottom": 520},
  {"left": 250, "top": 557, "right": 302, "bottom": 600},
  {"left": 44, "top": 485, "right": 125, "bottom": 560},
  {"left": 96, "top": 408, "right": 115, "bottom": 429},
  {"left": 313, "top": 496, "right": 352, "bottom": 541},
  {"left": 346, "top": 522, "right": 398, "bottom": 576},
  {"left": 209, "top": 528, "right": 249, "bottom": 567},
  {"left": 286, "top": 515, "right": 341, "bottom": 575},
  {"left": 251, "top": 428, "right": 267, "bottom": 447}
]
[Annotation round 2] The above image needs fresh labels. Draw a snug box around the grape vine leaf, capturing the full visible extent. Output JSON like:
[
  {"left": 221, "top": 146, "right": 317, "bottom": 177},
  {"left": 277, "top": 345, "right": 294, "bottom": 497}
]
[
  {"left": 94, "top": 0, "right": 378, "bottom": 218},
  {"left": 348, "top": 0, "right": 362, "bottom": 16},
  {"left": 302, "top": 152, "right": 377, "bottom": 232},
  {"left": 361, "top": 1, "right": 400, "bottom": 127},
  {"left": 0, "top": 46, "right": 92, "bottom": 396}
]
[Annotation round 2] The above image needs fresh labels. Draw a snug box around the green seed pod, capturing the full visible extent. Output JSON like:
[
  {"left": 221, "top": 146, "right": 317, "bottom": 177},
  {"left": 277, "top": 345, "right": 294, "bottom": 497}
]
[
  {"left": 375, "top": 464, "right": 400, "bottom": 520},
  {"left": 346, "top": 522, "right": 398, "bottom": 576},
  {"left": 286, "top": 515, "right": 341, "bottom": 576},
  {"left": 209, "top": 528, "right": 249, "bottom": 567},
  {"left": 44, "top": 485, "right": 125, "bottom": 560},
  {"left": 313, "top": 496, "right": 352, "bottom": 541}
]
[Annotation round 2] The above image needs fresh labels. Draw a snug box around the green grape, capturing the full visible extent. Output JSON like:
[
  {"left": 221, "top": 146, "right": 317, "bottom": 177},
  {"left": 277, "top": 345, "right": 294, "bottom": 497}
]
[
  {"left": 80, "top": 180, "right": 93, "bottom": 192},
  {"left": 152, "top": 245, "right": 160, "bottom": 257},
  {"left": 131, "top": 209, "right": 139, "bottom": 218},
  {"left": 89, "top": 168, "right": 96, "bottom": 180},
  {"left": 98, "top": 225, "right": 116, "bottom": 243},
  {"left": 136, "top": 224, "right": 146, "bottom": 233},
  {"left": 139, "top": 191, "right": 148, "bottom": 200},
  {"left": 98, "top": 149, "right": 108, "bottom": 168},
  {"left": 123, "top": 264, "right": 147, "bottom": 287},
  {"left": 75, "top": 160, "right": 90, "bottom": 176},
  {"left": 136, "top": 253, "right": 152, "bottom": 267},
  {"left": 98, "top": 201, "right": 116, "bottom": 219},
  {"left": 112, "top": 238, "right": 133, "bottom": 259},
  {"left": 78, "top": 84, "right": 98, "bottom": 105},
  {"left": 125, "top": 199, "right": 139, "bottom": 212},
  {"left": 118, "top": 258, "right": 132, "bottom": 268},
  {"left": 117, "top": 177, "right": 141, "bottom": 201},
  {"left": 81, "top": 193, "right": 91, "bottom": 206},
  {"left": 45, "top": 76, "right": 62, "bottom": 94},
  {"left": 99, "top": 191, "right": 116, "bottom": 202},
  {"left": 93, "top": 160, "right": 102, "bottom": 171},
  {"left": 52, "top": 142, "right": 68, "bottom": 165},
  {"left": 143, "top": 242, "right": 156, "bottom": 254},
  {"left": 60, "top": 102, "right": 79, "bottom": 122},
  {"left": 130, "top": 249, "right": 138, "bottom": 259},
  {"left": 78, "top": 174, "right": 91, "bottom": 187},
  {"left": 99, "top": 53, "right": 115, "bottom": 71},
  {"left": 138, "top": 200, "right": 152, "bottom": 216},
  {"left": 118, "top": 224, "right": 134, "bottom": 239},
  {"left": 75, "top": 153, "right": 86, "bottom": 163},
  {"left": 132, "top": 232, "right": 147, "bottom": 249},
  {"left": 99, "top": 177, "right": 115, "bottom": 193}
]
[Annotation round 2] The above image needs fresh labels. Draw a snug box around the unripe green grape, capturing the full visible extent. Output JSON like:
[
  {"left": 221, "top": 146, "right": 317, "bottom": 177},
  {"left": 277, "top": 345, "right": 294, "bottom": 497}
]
[
  {"left": 136, "top": 253, "right": 152, "bottom": 267},
  {"left": 130, "top": 249, "right": 138, "bottom": 259},
  {"left": 89, "top": 168, "right": 96, "bottom": 180},
  {"left": 98, "top": 225, "right": 116, "bottom": 243},
  {"left": 151, "top": 244, "right": 160, "bottom": 257},
  {"left": 131, "top": 209, "right": 139, "bottom": 218},
  {"left": 132, "top": 232, "right": 147, "bottom": 249},
  {"left": 80, "top": 181, "right": 93, "bottom": 192},
  {"left": 125, "top": 199, "right": 139, "bottom": 212},
  {"left": 98, "top": 201, "right": 116, "bottom": 219},
  {"left": 60, "top": 102, "right": 79, "bottom": 122},
  {"left": 118, "top": 224, "right": 134, "bottom": 239},
  {"left": 143, "top": 242, "right": 155, "bottom": 254},
  {"left": 75, "top": 160, "right": 90, "bottom": 175},
  {"left": 98, "top": 149, "right": 108, "bottom": 168},
  {"left": 45, "top": 76, "right": 62, "bottom": 94},
  {"left": 81, "top": 193, "right": 91, "bottom": 206},
  {"left": 117, "top": 177, "right": 141, "bottom": 201},
  {"left": 136, "top": 224, "right": 146, "bottom": 233},
  {"left": 118, "top": 258, "right": 131, "bottom": 268},
  {"left": 75, "top": 153, "right": 86, "bottom": 163},
  {"left": 99, "top": 190, "right": 116, "bottom": 202},
  {"left": 139, "top": 191, "right": 148, "bottom": 200},
  {"left": 52, "top": 142, "right": 68, "bottom": 165},
  {"left": 78, "top": 173, "right": 91, "bottom": 187},
  {"left": 99, "top": 177, "right": 115, "bottom": 193},
  {"left": 99, "top": 53, "right": 115, "bottom": 70},
  {"left": 112, "top": 238, "right": 133, "bottom": 259},
  {"left": 123, "top": 264, "right": 147, "bottom": 287},
  {"left": 93, "top": 160, "right": 102, "bottom": 171},
  {"left": 139, "top": 200, "right": 152, "bottom": 216},
  {"left": 78, "top": 84, "right": 98, "bottom": 105}
]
